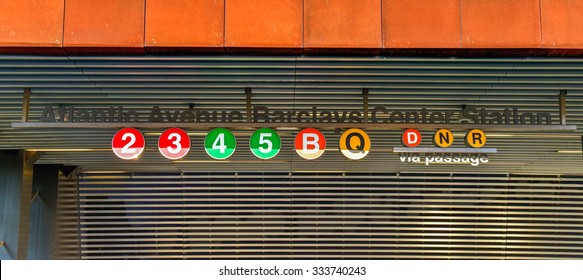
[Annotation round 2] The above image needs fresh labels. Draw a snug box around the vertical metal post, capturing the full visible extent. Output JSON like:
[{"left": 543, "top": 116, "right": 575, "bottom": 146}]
[
  {"left": 28, "top": 165, "right": 60, "bottom": 259},
  {"left": 559, "top": 90, "right": 567, "bottom": 126},
  {"left": 22, "top": 88, "right": 31, "bottom": 122},
  {"left": 245, "top": 87, "right": 252, "bottom": 123},
  {"left": 362, "top": 88, "right": 369, "bottom": 123},
  {"left": 0, "top": 150, "right": 33, "bottom": 259}
]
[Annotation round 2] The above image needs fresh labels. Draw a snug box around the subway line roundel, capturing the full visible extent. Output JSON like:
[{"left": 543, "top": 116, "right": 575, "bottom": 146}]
[
  {"left": 250, "top": 128, "right": 281, "bottom": 160},
  {"left": 112, "top": 128, "right": 145, "bottom": 160},
  {"left": 158, "top": 128, "right": 191, "bottom": 160},
  {"left": 465, "top": 129, "right": 487, "bottom": 148},
  {"left": 295, "top": 128, "right": 326, "bottom": 160},
  {"left": 339, "top": 128, "right": 371, "bottom": 160},
  {"left": 204, "top": 128, "right": 236, "bottom": 160}
]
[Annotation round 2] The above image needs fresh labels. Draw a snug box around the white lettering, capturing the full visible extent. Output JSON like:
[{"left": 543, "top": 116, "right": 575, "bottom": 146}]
[
  {"left": 407, "top": 132, "right": 418, "bottom": 144},
  {"left": 303, "top": 133, "right": 319, "bottom": 154}
]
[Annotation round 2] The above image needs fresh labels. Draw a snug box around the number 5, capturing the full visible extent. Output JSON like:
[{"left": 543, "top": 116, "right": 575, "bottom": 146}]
[{"left": 258, "top": 133, "right": 272, "bottom": 153}]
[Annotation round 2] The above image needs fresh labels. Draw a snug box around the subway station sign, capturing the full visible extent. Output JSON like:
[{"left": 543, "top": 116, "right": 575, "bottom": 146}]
[
  {"left": 28, "top": 104, "right": 575, "bottom": 164},
  {"left": 41, "top": 105, "right": 554, "bottom": 125}
]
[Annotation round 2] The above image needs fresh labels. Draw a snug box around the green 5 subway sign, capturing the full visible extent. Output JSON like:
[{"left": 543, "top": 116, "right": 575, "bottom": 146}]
[{"left": 249, "top": 128, "right": 281, "bottom": 160}]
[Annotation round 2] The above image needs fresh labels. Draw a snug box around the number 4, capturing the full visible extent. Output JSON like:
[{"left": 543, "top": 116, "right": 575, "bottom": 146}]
[{"left": 212, "top": 133, "right": 226, "bottom": 153}]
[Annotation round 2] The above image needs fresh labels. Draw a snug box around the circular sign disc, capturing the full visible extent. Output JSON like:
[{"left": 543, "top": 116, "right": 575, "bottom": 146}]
[
  {"left": 204, "top": 128, "right": 236, "bottom": 160},
  {"left": 250, "top": 128, "right": 281, "bottom": 160},
  {"left": 294, "top": 128, "right": 326, "bottom": 160},
  {"left": 402, "top": 128, "right": 422, "bottom": 147},
  {"left": 339, "top": 128, "right": 371, "bottom": 160},
  {"left": 158, "top": 128, "right": 191, "bottom": 160},
  {"left": 433, "top": 129, "right": 454, "bottom": 148},
  {"left": 112, "top": 128, "right": 146, "bottom": 160},
  {"left": 465, "top": 129, "right": 487, "bottom": 148}
]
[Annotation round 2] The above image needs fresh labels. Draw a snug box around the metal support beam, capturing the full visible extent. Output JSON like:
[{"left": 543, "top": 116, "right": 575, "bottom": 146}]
[
  {"left": 28, "top": 165, "right": 60, "bottom": 260},
  {"left": 362, "top": 88, "right": 369, "bottom": 123},
  {"left": 25, "top": 151, "right": 44, "bottom": 166},
  {"left": 245, "top": 87, "right": 252, "bottom": 123},
  {"left": 560, "top": 90, "right": 567, "bottom": 126},
  {"left": 60, "top": 165, "right": 81, "bottom": 180},
  {"left": 0, "top": 150, "right": 33, "bottom": 260},
  {"left": 22, "top": 88, "right": 31, "bottom": 122}
]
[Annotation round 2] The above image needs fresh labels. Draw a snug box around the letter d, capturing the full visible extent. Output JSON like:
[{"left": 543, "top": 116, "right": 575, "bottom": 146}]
[{"left": 407, "top": 132, "right": 418, "bottom": 144}]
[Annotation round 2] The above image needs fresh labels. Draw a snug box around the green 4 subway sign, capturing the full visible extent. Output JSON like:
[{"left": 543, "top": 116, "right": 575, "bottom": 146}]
[{"left": 204, "top": 128, "right": 237, "bottom": 160}]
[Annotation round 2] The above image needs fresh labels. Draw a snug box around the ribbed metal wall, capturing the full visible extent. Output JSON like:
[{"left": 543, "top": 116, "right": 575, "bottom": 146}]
[
  {"left": 55, "top": 171, "right": 80, "bottom": 259},
  {"left": 0, "top": 56, "right": 582, "bottom": 174},
  {"left": 73, "top": 171, "right": 583, "bottom": 260}
]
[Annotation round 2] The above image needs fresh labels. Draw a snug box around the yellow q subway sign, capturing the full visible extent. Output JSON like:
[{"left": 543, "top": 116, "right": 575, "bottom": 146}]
[{"left": 339, "top": 128, "right": 371, "bottom": 160}]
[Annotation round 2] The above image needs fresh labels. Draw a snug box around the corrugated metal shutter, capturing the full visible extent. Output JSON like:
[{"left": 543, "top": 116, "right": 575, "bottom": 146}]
[
  {"left": 1, "top": 56, "right": 582, "bottom": 174},
  {"left": 69, "top": 171, "right": 583, "bottom": 259},
  {"left": 55, "top": 171, "right": 80, "bottom": 259}
]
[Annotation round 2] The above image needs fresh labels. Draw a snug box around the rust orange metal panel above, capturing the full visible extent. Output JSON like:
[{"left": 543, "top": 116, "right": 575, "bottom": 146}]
[
  {"left": 541, "top": 0, "right": 583, "bottom": 49},
  {"left": 145, "top": 0, "right": 224, "bottom": 49},
  {"left": 383, "top": 0, "right": 461, "bottom": 49},
  {"left": 225, "top": 0, "right": 302, "bottom": 49},
  {"left": 304, "top": 0, "right": 381, "bottom": 49},
  {"left": 64, "top": 0, "right": 145, "bottom": 50},
  {"left": 0, "top": 0, "right": 64, "bottom": 47},
  {"left": 461, "top": 0, "right": 542, "bottom": 48}
]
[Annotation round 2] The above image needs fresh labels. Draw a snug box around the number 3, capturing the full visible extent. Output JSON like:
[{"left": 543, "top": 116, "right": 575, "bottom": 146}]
[{"left": 167, "top": 133, "right": 182, "bottom": 154}]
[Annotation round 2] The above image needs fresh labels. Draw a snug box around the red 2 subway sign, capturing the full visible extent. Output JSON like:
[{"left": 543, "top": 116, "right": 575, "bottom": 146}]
[
  {"left": 158, "top": 128, "right": 191, "bottom": 160},
  {"left": 112, "top": 128, "right": 146, "bottom": 160}
]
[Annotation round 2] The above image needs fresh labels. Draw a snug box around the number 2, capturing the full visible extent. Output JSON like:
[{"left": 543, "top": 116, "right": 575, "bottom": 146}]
[{"left": 121, "top": 133, "right": 136, "bottom": 153}]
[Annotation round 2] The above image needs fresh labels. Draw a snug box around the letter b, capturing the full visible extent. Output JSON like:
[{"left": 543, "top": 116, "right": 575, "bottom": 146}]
[{"left": 303, "top": 133, "right": 319, "bottom": 154}]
